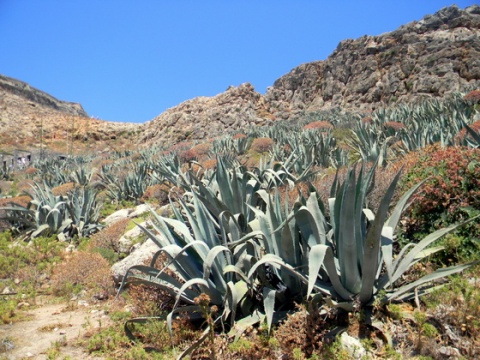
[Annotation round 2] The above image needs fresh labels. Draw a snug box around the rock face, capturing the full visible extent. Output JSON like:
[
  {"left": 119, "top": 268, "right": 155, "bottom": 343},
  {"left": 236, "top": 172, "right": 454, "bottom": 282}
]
[
  {"left": 264, "top": 4, "right": 480, "bottom": 119},
  {"left": 139, "top": 5, "right": 480, "bottom": 146}
]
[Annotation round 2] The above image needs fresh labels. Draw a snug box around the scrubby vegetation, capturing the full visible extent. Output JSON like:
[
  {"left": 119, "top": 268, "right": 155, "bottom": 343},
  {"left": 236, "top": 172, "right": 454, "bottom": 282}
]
[{"left": 1, "top": 92, "right": 480, "bottom": 359}]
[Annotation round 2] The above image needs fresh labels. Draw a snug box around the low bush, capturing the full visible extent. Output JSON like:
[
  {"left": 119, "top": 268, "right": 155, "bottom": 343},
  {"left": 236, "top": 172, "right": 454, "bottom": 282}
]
[
  {"left": 399, "top": 144, "right": 480, "bottom": 262},
  {"left": 302, "top": 121, "right": 333, "bottom": 131},
  {"left": 51, "top": 251, "right": 113, "bottom": 298},
  {"left": 463, "top": 89, "right": 480, "bottom": 105},
  {"left": 141, "top": 183, "right": 170, "bottom": 204},
  {"left": 87, "top": 218, "right": 130, "bottom": 264},
  {"left": 250, "top": 137, "right": 274, "bottom": 153}
]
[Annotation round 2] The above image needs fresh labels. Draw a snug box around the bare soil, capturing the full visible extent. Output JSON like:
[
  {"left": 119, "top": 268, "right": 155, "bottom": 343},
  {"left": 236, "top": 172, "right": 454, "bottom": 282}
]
[{"left": 0, "top": 297, "right": 111, "bottom": 360}]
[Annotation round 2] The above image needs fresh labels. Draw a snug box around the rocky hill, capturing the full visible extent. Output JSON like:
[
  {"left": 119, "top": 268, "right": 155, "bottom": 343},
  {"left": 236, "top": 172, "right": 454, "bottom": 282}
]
[
  {"left": 0, "top": 74, "right": 137, "bottom": 154},
  {"left": 264, "top": 4, "right": 480, "bottom": 120},
  {"left": 0, "top": 74, "right": 88, "bottom": 119},
  {"left": 1, "top": 5, "right": 479, "bottom": 152},
  {"left": 139, "top": 4, "right": 480, "bottom": 146}
]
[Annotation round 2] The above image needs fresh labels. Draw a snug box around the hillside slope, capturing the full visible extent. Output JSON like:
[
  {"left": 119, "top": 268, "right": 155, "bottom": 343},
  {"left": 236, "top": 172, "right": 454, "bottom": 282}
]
[
  {"left": 140, "top": 4, "right": 480, "bottom": 146},
  {"left": 1, "top": 5, "right": 479, "bottom": 152},
  {"left": 0, "top": 74, "right": 137, "bottom": 154}
]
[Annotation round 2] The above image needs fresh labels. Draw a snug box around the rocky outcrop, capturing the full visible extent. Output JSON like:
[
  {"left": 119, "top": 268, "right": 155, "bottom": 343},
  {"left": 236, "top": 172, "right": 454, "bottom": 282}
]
[
  {"left": 140, "top": 5, "right": 480, "bottom": 146},
  {"left": 0, "top": 74, "right": 87, "bottom": 117},
  {"left": 264, "top": 4, "right": 480, "bottom": 119},
  {"left": 140, "top": 83, "right": 271, "bottom": 145}
]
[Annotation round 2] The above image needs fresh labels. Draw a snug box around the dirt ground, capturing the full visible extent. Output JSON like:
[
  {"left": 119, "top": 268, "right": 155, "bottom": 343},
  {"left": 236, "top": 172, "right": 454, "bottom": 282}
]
[{"left": 0, "top": 297, "right": 111, "bottom": 360}]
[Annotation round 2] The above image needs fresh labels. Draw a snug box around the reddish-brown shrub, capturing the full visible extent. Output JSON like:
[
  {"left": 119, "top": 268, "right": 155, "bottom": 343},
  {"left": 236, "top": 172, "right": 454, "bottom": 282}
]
[
  {"left": 274, "top": 304, "right": 326, "bottom": 358},
  {"left": 0, "top": 195, "right": 30, "bottom": 208},
  {"left": 200, "top": 158, "right": 217, "bottom": 170},
  {"left": 232, "top": 133, "right": 247, "bottom": 140},
  {"left": 463, "top": 90, "right": 480, "bottom": 104},
  {"left": 52, "top": 182, "right": 76, "bottom": 196},
  {"left": 454, "top": 119, "right": 480, "bottom": 143},
  {"left": 141, "top": 183, "right": 170, "bottom": 204},
  {"left": 51, "top": 251, "right": 113, "bottom": 297},
  {"left": 361, "top": 116, "right": 373, "bottom": 125},
  {"left": 250, "top": 137, "right": 274, "bottom": 153},
  {"left": 169, "top": 141, "right": 193, "bottom": 153},
  {"left": 16, "top": 179, "right": 34, "bottom": 195},
  {"left": 302, "top": 121, "right": 334, "bottom": 131},
  {"left": 88, "top": 218, "right": 130, "bottom": 253},
  {"left": 25, "top": 167, "right": 37, "bottom": 176},
  {"left": 399, "top": 144, "right": 480, "bottom": 249},
  {"left": 177, "top": 149, "right": 196, "bottom": 163},
  {"left": 189, "top": 142, "right": 211, "bottom": 161},
  {"left": 383, "top": 121, "right": 405, "bottom": 131}
]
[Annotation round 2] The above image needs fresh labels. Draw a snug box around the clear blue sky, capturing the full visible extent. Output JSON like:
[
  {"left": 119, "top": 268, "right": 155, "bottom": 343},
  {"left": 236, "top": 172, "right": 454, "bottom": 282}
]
[{"left": 0, "top": 1, "right": 476, "bottom": 123}]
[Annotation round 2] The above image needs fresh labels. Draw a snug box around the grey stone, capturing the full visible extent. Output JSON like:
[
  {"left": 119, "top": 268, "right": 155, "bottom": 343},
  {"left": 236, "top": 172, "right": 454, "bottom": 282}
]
[
  {"left": 438, "top": 346, "right": 461, "bottom": 358},
  {"left": 128, "top": 204, "right": 151, "bottom": 218},
  {"left": 339, "top": 332, "right": 367, "bottom": 359},
  {"left": 111, "top": 239, "right": 160, "bottom": 283},
  {"left": 117, "top": 221, "right": 150, "bottom": 254},
  {"left": 103, "top": 209, "right": 131, "bottom": 225}
]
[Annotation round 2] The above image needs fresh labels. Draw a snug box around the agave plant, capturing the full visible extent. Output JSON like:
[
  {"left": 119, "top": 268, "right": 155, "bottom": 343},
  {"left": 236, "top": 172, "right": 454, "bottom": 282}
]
[
  {"left": 118, "top": 191, "right": 261, "bottom": 347},
  {"left": 0, "top": 182, "right": 70, "bottom": 238},
  {"left": 0, "top": 182, "right": 103, "bottom": 239},
  {"left": 98, "top": 162, "right": 153, "bottom": 203},
  {"left": 69, "top": 165, "right": 94, "bottom": 186},
  {"left": 65, "top": 185, "right": 103, "bottom": 237},
  {"left": 253, "top": 162, "right": 480, "bottom": 313}
]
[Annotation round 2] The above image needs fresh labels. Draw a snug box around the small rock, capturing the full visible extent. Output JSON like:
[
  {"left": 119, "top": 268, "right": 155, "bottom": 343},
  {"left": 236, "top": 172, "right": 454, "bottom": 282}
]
[
  {"left": 339, "top": 332, "right": 367, "bottom": 360},
  {"left": 2, "top": 287, "right": 13, "bottom": 295},
  {"left": 438, "top": 346, "right": 461, "bottom": 358},
  {"left": 1, "top": 338, "right": 14, "bottom": 351},
  {"left": 77, "top": 300, "right": 89, "bottom": 307},
  {"left": 111, "top": 239, "right": 159, "bottom": 282},
  {"left": 117, "top": 224, "right": 146, "bottom": 253},
  {"left": 129, "top": 204, "right": 152, "bottom": 218},
  {"left": 13, "top": 278, "right": 21, "bottom": 285},
  {"left": 123, "top": 305, "right": 135, "bottom": 313},
  {"left": 103, "top": 208, "right": 132, "bottom": 225},
  {"left": 17, "top": 301, "right": 30, "bottom": 309},
  {"left": 25, "top": 352, "right": 34, "bottom": 358},
  {"left": 65, "top": 244, "right": 76, "bottom": 253}
]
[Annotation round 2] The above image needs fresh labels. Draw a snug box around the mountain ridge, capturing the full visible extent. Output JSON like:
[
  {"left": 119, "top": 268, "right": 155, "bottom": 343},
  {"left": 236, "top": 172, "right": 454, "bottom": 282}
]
[
  {"left": 1, "top": 4, "right": 479, "bottom": 152},
  {"left": 139, "top": 4, "right": 480, "bottom": 146}
]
